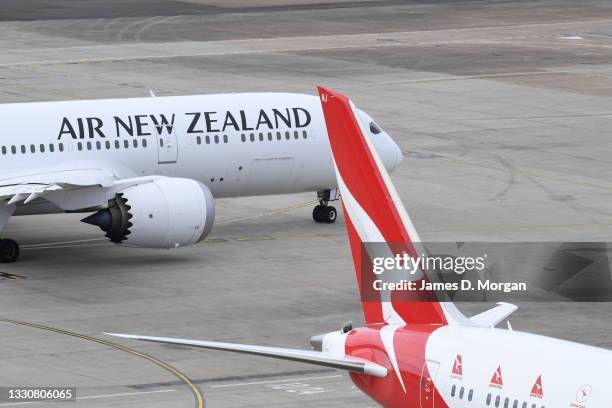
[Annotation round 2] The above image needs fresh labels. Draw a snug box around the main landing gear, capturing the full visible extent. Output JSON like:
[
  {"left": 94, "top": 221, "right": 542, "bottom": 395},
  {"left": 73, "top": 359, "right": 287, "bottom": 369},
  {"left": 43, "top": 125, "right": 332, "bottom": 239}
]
[
  {"left": 313, "top": 189, "right": 340, "bottom": 224},
  {"left": 0, "top": 239, "right": 19, "bottom": 263}
]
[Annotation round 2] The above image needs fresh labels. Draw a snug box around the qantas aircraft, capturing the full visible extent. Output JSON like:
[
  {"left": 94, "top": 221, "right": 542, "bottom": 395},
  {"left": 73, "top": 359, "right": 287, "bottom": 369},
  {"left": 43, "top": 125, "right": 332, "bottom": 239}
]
[
  {"left": 0, "top": 92, "right": 402, "bottom": 262},
  {"left": 109, "top": 87, "right": 612, "bottom": 408}
]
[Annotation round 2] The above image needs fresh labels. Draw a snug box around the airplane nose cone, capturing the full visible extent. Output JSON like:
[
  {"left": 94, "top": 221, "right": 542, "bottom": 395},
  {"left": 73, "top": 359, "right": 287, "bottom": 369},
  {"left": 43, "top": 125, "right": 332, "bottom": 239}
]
[
  {"left": 392, "top": 140, "right": 403, "bottom": 171},
  {"left": 371, "top": 133, "right": 403, "bottom": 173}
]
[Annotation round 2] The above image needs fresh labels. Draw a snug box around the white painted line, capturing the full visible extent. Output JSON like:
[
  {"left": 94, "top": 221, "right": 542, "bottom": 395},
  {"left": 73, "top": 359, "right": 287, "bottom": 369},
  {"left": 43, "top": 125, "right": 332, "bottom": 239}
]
[
  {"left": 22, "top": 243, "right": 110, "bottom": 250},
  {"left": 581, "top": 33, "right": 612, "bottom": 39},
  {"left": 3, "top": 17, "right": 612, "bottom": 68},
  {"left": 21, "top": 238, "right": 107, "bottom": 248},
  {"left": 211, "top": 374, "right": 342, "bottom": 388},
  {"left": 216, "top": 200, "right": 317, "bottom": 226},
  {"left": 337, "top": 70, "right": 566, "bottom": 89},
  {"left": 0, "top": 389, "right": 176, "bottom": 406},
  {"left": 78, "top": 389, "right": 176, "bottom": 400},
  {"left": 0, "top": 43, "right": 408, "bottom": 67},
  {"left": 2, "top": 17, "right": 612, "bottom": 54}
]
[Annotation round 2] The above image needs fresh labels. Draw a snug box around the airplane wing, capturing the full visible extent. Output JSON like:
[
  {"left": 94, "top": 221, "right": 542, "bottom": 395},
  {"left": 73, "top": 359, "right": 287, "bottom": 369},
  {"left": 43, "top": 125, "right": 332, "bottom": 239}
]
[
  {"left": 105, "top": 333, "right": 388, "bottom": 378},
  {"left": 469, "top": 302, "right": 518, "bottom": 328},
  {"left": 0, "top": 166, "right": 161, "bottom": 207},
  {"left": 0, "top": 168, "right": 116, "bottom": 204}
]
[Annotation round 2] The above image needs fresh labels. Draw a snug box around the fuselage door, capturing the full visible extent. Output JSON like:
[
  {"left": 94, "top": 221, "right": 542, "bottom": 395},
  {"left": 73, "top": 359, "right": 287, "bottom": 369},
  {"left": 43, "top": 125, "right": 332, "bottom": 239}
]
[
  {"left": 156, "top": 118, "right": 178, "bottom": 164},
  {"left": 420, "top": 360, "right": 440, "bottom": 408}
]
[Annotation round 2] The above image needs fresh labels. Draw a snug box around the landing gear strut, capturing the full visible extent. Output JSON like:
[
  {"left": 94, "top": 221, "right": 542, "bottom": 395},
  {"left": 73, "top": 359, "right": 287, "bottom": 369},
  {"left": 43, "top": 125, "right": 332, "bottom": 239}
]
[
  {"left": 0, "top": 239, "right": 19, "bottom": 263},
  {"left": 313, "top": 189, "right": 339, "bottom": 224}
]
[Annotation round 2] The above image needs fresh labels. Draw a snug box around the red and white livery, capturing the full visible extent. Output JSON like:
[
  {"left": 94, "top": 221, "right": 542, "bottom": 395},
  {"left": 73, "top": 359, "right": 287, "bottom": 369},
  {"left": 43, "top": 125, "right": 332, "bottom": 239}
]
[{"left": 109, "top": 87, "right": 612, "bottom": 408}]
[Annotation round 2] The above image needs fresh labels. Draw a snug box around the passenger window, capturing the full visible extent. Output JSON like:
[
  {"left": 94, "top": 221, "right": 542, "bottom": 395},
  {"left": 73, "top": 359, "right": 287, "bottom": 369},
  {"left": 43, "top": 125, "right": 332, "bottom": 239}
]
[
  {"left": 105, "top": 141, "right": 110, "bottom": 149},
  {"left": 142, "top": 139, "right": 147, "bottom": 147},
  {"left": 133, "top": 139, "right": 138, "bottom": 148},
  {"left": 96, "top": 141, "right": 101, "bottom": 150},
  {"left": 285, "top": 131, "right": 290, "bottom": 140},
  {"left": 294, "top": 130, "right": 299, "bottom": 139},
  {"left": 250, "top": 133, "right": 255, "bottom": 142},
  {"left": 30, "top": 144, "right": 35, "bottom": 153},
  {"left": 206, "top": 136, "right": 210, "bottom": 144},
  {"left": 459, "top": 387, "right": 464, "bottom": 399},
  {"left": 86, "top": 141, "right": 92, "bottom": 150},
  {"left": 258, "top": 133, "right": 263, "bottom": 141},
  {"left": 267, "top": 132, "right": 272, "bottom": 141},
  {"left": 451, "top": 385, "right": 456, "bottom": 397},
  {"left": 49, "top": 143, "right": 54, "bottom": 152},
  {"left": 214, "top": 135, "right": 219, "bottom": 144},
  {"left": 302, "top": 130, "right": 307, "bottom": 139},
  {"left": 495, "top": 395, "right": 500, "bottom": 407},
  {"left": 115, "top": 140, "right": 120, "bottom": 149},
  {"left": 468, "top": 389, "right": 473, "bottom": 401},
  {"left": 223, "top": 135, "right": 228, "bottom": 143},
  {"left": 77, "top": 142, "right": 83, "bottom": 151},
  {"left": 522, "top": 403, "right": 527, "bottom": 408},
  {"left": 513, "top": 400, "right": 518, "bottom": 408},
  {"left": 11, "top": 146, "right": 16, "bottom": 154},
  {"left": 486, "top": 393, "right": 491, "bottom": 405},
  {"left": 196, "top": 136, "right": 201, "bottom": 145},
  {"left": 20, "top": 145, "right": 26, "bottom": 153},
  {"left": 1, "top": 146, "right": 5, "bottom": 155},
  {"left": 124, "top": 140, "right": 129, "bottom": 148},
  {"left": 241, "top": 134, "right": 246, "bottom": 142},
  {"left": 504, "top": 397, "right": 509, "bottom": 408},
  {"left": 39, "top": 144, "right": 45, "bottom": 153},
  {"left": 59, "top": 143, "right": 63, "bottom": 152},
  {"left": 276, "top": 131, "right": 281, "bottom": 140}
]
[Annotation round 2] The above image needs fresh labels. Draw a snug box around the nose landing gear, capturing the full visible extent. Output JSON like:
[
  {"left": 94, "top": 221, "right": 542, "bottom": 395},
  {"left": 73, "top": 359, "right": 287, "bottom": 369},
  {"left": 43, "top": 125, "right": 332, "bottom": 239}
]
[
  {"left": 313, "top": 189, "right": 339, "bottom": 224},
  {"left": 313, "top": 204, "right": 337, "bottom": 223}
]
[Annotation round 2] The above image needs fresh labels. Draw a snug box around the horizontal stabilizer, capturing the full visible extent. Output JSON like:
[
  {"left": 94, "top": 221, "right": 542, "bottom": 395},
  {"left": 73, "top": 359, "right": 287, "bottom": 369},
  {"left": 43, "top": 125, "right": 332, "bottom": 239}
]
[
  {"left": 105, "top": 333, "right": 388, "bottom": 378},
  {"left": 469, "top": 302, "right": 518, "bottom": 328}
]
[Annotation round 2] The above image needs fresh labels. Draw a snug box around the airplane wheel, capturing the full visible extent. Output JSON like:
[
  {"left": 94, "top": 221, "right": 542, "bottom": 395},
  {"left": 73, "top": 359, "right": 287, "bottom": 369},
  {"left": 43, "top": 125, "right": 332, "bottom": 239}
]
[
  {"left": 324, "top": 206, "right": 337, "bottom": 224},
  {"left": 313, "top": 205, "right": 325, "bottom": 223},
  {"left": 0, "top": 239, "right": 19, "bottom": 263}
]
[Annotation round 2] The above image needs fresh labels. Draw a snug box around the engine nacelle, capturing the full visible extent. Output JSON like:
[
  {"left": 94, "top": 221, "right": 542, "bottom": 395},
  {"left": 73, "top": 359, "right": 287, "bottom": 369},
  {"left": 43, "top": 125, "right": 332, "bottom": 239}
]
[{"left": 82, "top": 178, "right": 215, "bottom": 248}]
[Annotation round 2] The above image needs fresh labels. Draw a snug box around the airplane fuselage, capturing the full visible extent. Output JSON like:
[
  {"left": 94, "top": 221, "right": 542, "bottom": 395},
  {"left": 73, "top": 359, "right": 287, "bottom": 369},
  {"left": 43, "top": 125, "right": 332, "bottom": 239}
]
[
  {"left": 0, "top": 93, "right": 402, "bottom": 216},
  {"left": 340, "top": 324, "right": 610, "bottom": 408}
]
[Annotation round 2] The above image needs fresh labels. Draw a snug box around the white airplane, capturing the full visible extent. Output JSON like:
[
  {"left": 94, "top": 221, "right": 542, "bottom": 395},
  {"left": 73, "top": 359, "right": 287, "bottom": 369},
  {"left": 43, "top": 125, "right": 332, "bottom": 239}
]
[
  {"left": 109, "top": 87, "right": 612, "bottom": 408},
  {"left": 0, "top": 92, "right": 402, "bottom": 262}
]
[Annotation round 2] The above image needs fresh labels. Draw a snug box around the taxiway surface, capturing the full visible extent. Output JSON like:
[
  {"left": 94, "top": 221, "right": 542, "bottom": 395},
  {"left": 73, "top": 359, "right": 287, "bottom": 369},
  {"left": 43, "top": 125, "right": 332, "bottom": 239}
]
[{"left": 1, "top": 1, "right": 612, "bottom": 406}]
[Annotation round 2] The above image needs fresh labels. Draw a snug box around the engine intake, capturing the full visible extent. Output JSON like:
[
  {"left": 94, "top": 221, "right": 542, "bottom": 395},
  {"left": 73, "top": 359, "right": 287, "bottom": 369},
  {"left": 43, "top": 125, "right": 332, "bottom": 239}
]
[{"left": 82, "top": 178, "right": 215, "bottom": 248}]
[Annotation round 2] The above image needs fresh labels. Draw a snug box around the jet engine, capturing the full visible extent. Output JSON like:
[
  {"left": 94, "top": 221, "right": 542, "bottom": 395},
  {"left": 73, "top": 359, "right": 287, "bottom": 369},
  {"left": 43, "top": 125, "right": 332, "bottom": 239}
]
[{"left": 82, "top": 178, "right": 215, "bottom": 248}]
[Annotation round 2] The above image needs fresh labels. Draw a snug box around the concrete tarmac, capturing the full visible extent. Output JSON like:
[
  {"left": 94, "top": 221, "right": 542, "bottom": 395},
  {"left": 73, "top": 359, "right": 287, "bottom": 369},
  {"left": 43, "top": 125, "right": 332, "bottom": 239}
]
[{"left": 1, "top": 1, "right": 612, "bottom": 407}]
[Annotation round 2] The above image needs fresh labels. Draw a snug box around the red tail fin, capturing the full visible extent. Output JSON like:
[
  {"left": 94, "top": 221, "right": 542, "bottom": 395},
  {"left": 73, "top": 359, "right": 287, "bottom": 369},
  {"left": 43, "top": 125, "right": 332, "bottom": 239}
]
[{"left": 318, "top": 86, "right": 448, "bottom": 326}]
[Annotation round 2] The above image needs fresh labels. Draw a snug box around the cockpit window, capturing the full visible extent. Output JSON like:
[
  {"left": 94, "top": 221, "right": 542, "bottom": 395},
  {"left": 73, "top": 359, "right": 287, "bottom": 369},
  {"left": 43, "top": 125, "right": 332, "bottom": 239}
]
[{"left": 369, "top": 121, "right": 382, "bottom": 135}]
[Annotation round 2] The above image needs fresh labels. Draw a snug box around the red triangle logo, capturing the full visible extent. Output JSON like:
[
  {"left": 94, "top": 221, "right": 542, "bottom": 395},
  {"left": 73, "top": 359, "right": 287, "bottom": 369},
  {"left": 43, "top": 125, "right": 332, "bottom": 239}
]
[
  {"left": 451, "top": 355, "right": 463, "bottom": 378},
  {"left": 489, "top": 366, "right": 503, "bottom": 388},
  {"left": 530, "top": 375, "right": 543, "bottom": 398}
]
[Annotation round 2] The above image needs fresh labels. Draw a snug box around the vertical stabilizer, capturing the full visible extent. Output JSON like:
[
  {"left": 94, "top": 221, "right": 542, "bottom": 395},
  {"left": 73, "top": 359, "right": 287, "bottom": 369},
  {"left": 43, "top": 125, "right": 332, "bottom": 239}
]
[{"left": 318, "top": 87, "right": 468, "bottom": 326}]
